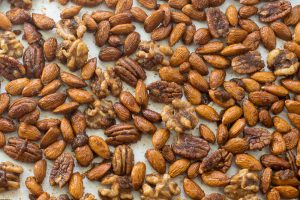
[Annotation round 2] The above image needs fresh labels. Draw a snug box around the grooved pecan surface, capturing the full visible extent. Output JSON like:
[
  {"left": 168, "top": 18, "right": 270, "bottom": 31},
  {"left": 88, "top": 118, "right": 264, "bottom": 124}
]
[
  {"left": 0, "top": 55, "right": 26, "bottom": 80},
  {"left": 4, "top": 137, "right": 42, "bottom": 163},
  {"left": 199, "top": 149, "right": 233, "bottom": 174},
  {"left": 50, "top": 152, "right": 74, "bottom": 188},
  {"left": 172, "top": 133, "right": 210, "bottom": 160},
  {"left": 206, "top": 7, "right": 229, "bottom": 38},
  {"left": 147, "top": 81, "right": 182, "bottom": 104},
  {"left": 112, "top": 145, "right": 134, "bottom": 176},
  {"left": 114, "top": 56, "right": 146, "bottom": 87},
  {"left": 90, "top": 67, "right": 122, "bottom": 99},
  {"left": 244, "top": 127, "right": 272, "bottom": 150},
  {"left": 105, "top": 124, "right": 140, "bottom": 146},
  {"left": 23, "top": 44, "right": 45, "bottom": 78},
  {"left": 258, "top": 0, "right": 292, "bottom": 23},
  {"left": 0, "top": 161, "right": 23, "bottom": 191},
  {"left": 232, "top": 51, "right": 264, "bottom": 74}
]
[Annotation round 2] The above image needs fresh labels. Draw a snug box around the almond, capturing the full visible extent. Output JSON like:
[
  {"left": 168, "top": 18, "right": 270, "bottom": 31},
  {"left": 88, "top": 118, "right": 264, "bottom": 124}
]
[
  {"left": 60, "top": 5, "right": 82, "bottom": 19},
  {"left": 183, "top": 24, "right": 196, "bottom": 45},
  {"left": 86, "top": 162, "right": 111, "bottom": 181},
  {"left": 137, "top": 0, "right": 156, "bottom": 9},
  {"left": 38, "top": 92, "right": 66, "bottom": 111},
  {"left": 22, "top": 79, "right": 43, "bottom": 97},
  {"left": 195, "top": 105, "right": 220, "bottom": 121},
  {"left": 251, "top": 71, "right": 276, "bottom": 83},
  {"left": 40, "top": 127, "right": 61, "bottom": 149},
  {"left": 283, "top": 129, "right": 299, "bottom": 150},
  {"left": 229, "top": 118, "right": 246, "bottom": 138},
  {"left": 222, "top": 105, "right": 243, "bottom": 125},
  {"left": 110, "top": 23, "right": 135, "bottom": 35},
  {"left": 170, "top": 46, "right": 190, "bottom": 67},
  {"left": 145, "top": 149, "right": 166, "bottom": 174},
  {"left": 281, "top": 79, "right": 300, "bottom": 94},
  {"left": 235, "top": 153, "right": 262, "bottom": 171},
  {"left": 220, "top": 43, "right": 249, "bottom": 56},
  {"left": 144, "top": 9, "right": 164, "bottom": 33},
  {"left": 273, "top": 116, "right": 291, "bottom": 133},
  {"left": 120, "top": 91, "right": 140, "bottom": 113},
  {"left": 67, "top": 88, "right": 94, "bottom": 104},
  {"left": 241, "top": 78, "right": 261, "bottom": 92},
  {"left": 183, "top": 178, "right": 205, "bottom": 200},
  {"left": 285, "top": 100, "right": 300, "bottom": 115},
  {"left": 262, "top": 84, "right": 289, "bottom": 97},
  {"left": 33, "top": 160, "right": 47, "bottom": 184},
  {"left": 239, "top": 19, "right": 259, "bottom": 33},
  {"left": 43, "top": 38, "right": 57, "bottom": 62},
  {"left": 5, "top": 78, "right": 30, "bottom": 95},
  {"left": 39, "top": 80, "right": 62, "bottom": 97},
  {"left": 152, "top": 129, "right": 170, "bottom": 149},
  {"left": 99, "top": 46, "right": 122, "bottom": 61},
  {"left": 209, "top": 89, "right": 235, "bottom": 108},
  {"left": 270, "top": 132, "right": 286, "bottom": 155},
  {"left": 60, "top": 117, "right": 75, "bottom": 143},
  {"left": 25, "top": 176, "right": 43, "bottom": 197},
  {"left": 226, "top": 4, "right": 238, "bottom": 26},
  {"left": 0, "top": 12, "right": 12, "bottom": 30},
  {"left": 18, "top": 122, "right": 41, "bottom": 141},
  {"left": 115, "top": 0, "right": 133, "bottom": 14},
  {"left": 171, "top": 11, "right": 191, "bottom": 25},
  {"left": 41, "top": 63, "right": 60, "bottom": 85},
  {"left": 70, "top": 111, "right": 86, "bottom": 135},
  {"left": 294, "top": 22, "right": 300, "bottom": 43},
  {"left": 226, "top": 28, "right": 248, "bottom": 44},
  {"left": 243, "top": 31, "right": 261, "bottom": 51},
  {"left": 130, "top": 7, "right": 148, "bottom": 22},
  {"left": 203, "top": 55, "right": 230, "bottom": 69},
  {"left": 114, "top": 103, "right": 131, "bottom": 122},
  {"left": 169, "top": 22, "right": 186, "bottom": 46},
  {"left": 81, "top": 58, "right": 97, "bottom": 80},
  {"left": 182, "top": 4, "right": 205, "bottom": 21},
  {"left": 270, "top": 22, "right": 292, "bottom": 41},
  {"left": 69, "top": 173, "right": 84, "bottom": 200},
  {"left": 273, "top": 186, "right": 299, "bottom": 199},
  {"left": 168, "top": 159, "right": 190, "bottom": 178},
  {"left": 0, "top": 93, "right": 10, "bottom": 115},
  {"left": 196, "top": 41, "right": 224, "bottom": 54},
  {"left": 133, "top": 115, "right": 156, "bottom": 134},
  {"left": 88, "top": 136, "right": 110, "bottom": 159},
  {"left": 223, "top": 138, "right": 249, "bottom": 154},
  {"left": 201, "top": 171, "right": 230, "bottom": 187},
  {"left": 209, "top": 69, "right": 226, "bottom": 89},
  {"left": 284, "top": 5, "right": 300, "bottom": 26},
  {"left": 159, "top": 67, "right": 185, "bottom": 85},
  {"left": 44, "top": 140, "right": 66, "bottom": 160},
  {"left": 130, "top": 162, "right": 146, "bottom": 190},
  {"left": 151, "top": 24, "right": 172, "bottom": 41},
  {"left": 189, "top": 53, "right": 208, "bottom": 75},
  {"left": 135, "top": 80, "right": 148, "bottom": 107},
  {"left": 60, "top": 72, "right": 87, "bottom": 88},
  {"left": 267, "top": 189, "right": 280, "bottom": 200},
  {"left": 53, "top": 102, "right": 80, "bottom": 114},
  {"left": 183, "top": 83, "right": 202, "bottom": 105},
  {"left": 284, "top": 41, "right": 300, "bottom": 58},
  {"left": 187, "top": 162, "right": 200, "bottom": 179},
  {"left": 242, "top": 99, "right": 258, "bottom": 126},
  {"left": 239, "top": 5, "right": 257, "bottom": 18},
  {"left": 32, "top": 13, "right": 55, "bottom": 30},
  {"left": 91, "top": 10, "right": 114, "bottom": 22},
  {"left": 169, "top": 0, "right": 189, "bottom": 9},
  {"left": 75, "top": 145, "right": 94, "bottom": 167},
  {"left": 109, "top": 12, "right": 132, "bottom": 26},
  {"left": 260, "top": 26, "right": 276, "bottom": 51},
  {"left": 188, "top": 70, "right": 209, "bottom": 92},
  {"left": 95, "top": 20, "right": 110, "bottom": 47},
  {"left": 199, "top": 124, "right": 215, "bottom": 143},
  {"left": 37, "top": 118, "right": 61, "bottom": 132},
  {"left": 193, "top": 28, "right": 211, "bottom": 45},
  {"left": 217, "top": 123, "right": 229, "bottom": 145},
  {"left": 249, "top": 91, "right": 279, "bottom": 106},
  {"left": 223, "top": 81, "right": 245, "bottom": 101},
  {"left": 124, "top": 32, "right": 141, "bottom": 56}
]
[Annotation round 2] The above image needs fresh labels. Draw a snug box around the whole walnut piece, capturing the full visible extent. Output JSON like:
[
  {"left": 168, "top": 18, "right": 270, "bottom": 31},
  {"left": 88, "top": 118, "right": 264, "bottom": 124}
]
[
  {"left": 8, "top": 0, "right": 32, "bottom": 9},
  {"left": 0, "top": 161, "right": 23, "bottom": 192},
  {"left": 172, "top": 133, "right": 210, "bottom": 160},
  {"left": 85, "top": 99, "right": 116, "bottom": 129},
  {"left": 56, "top": 17, "right": 87, "bottom": 41},
  {"left": 56, "top": 39, "right": 88, "bottom": 71},
  {"left": 244, "top": 127, "right": 272, "bottom": 150},
  {"left": 0, "top": 55, "right": 26, "bottom": 80},
  {"left": 161, "top": 99, "right": 198, "bottom": 133},
  {"left": 105, "top": 124, "right": 140, "bottom": 146},
  {"left": 206, "top": 7, "right": 229, "bottom": 38},
  {"left": 224, "top": 169, "right": 259, "bottom": 200},
  {"left": 112, "top": 145, "right": 134, "bottom": 176},
  {"left": 267, "top": 49, "right": 299, "bottom": 76},
  {"left": 50, "top": 152, "right": 74, "bottom": 188},
  {"left": 232, "top": 51, "right": 264, "bottom": 74},
  {"left": 199, "top": 149, "right": 233, "bottom": 174},
  {"left": 141, "top": 173, "right": 181, "bottom": 200},
  {"left": 99, "top": 174, "right": 133, "bottom": 200},
  {"left": 258, "top": 0, "right": 292, "bottom": 23},
  {"left": 0, "top": 31, "right": 23, "bottom": 58},
  {"left": 147, "top": 81, "right": 182, "bottom": 104},
  {"left": 90, "top": 67, "right": 122, "bottom": 99},
  {"left": 4, "top": 137, "right": 42, "bottom": 163},
  {"left": 135, "top": 41, "right": 173, "bottom": 71}
]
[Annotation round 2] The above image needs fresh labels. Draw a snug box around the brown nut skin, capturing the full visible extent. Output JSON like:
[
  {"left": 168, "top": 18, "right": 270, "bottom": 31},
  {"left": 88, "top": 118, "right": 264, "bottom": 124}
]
[
  {"left": 33, "top": 159, "right": 47, "bottom": 184},
  {"left": 75, "top": 145, "right": 94, "bottom": 167},
  {"left": 145, "top": 149, "right": 166, "bottom": 174},
  {"left": 183, "top": 178, "right": 205, "bottom": 200},
  {"left": 25, "top": 176, "right": 44, "bottom": 197},
  {"left": 130, "top": 162, "right": 146, "bottom": 190},
  {"left": 68, "top": 172, "right": 84, "bottom": 200}
]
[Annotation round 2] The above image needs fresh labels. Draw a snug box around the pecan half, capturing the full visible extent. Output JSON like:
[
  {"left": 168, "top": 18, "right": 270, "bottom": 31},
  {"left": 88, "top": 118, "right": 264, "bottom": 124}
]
[
  {"left": 244, "top": 127, "right": 272, "bottom": 150},
  {"left": 112, "top": 145, "right": 134, "bottom": 176},
  {"left": 105, "top": 124, "right": 140, "bottom": 146},
  {"left": 23, "top": 44, "right": 45, "bottom": 78},
  {"left": 114, "top": 56, "right": 146, "bottom": 87},
  {"left": 147, "top": 81, "right": 182, "bottom": 104},
  {"left": 4, "top": 137, "right": 42, "bottom": 163},
  {"left": 232, "top": 51, "right": 264, "bottom": 74},
  {"left": 0, "top": 161, "right": 23, "bottom": 192},
  {"left": 258, "top": 0, "right": 292, "bottom": 23},
  {"left": 50, "top": 152, "right": 74, "bottom": 188},
  {"left": 0, "top": 55, "right": 25, "bottom": 80},
  {"left": 206, "top": 7, "right": 229, "bottom": 38},
  {"left": 199, "top": 149, "right": 233, "bottom": 174},
  {"left": 172, "top": 133, "right": 210, "bottom": 160}
]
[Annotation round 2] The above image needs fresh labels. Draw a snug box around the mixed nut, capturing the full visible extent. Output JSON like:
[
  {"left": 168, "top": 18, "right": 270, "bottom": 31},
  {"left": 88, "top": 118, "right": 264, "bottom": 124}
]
[{"left": 0, "top": 0, "right": 300, "bottom": 199}]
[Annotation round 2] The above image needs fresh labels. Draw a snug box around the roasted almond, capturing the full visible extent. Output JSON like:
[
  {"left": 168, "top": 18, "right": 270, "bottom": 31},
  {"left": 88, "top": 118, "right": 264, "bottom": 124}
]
[
  {"left": 67, "top": 88, "right": 94, "bottom": 104},
  {"left": 124, "top": 32, "right": 141, "bottom": 56},
  {"left": 81, "top": 58, "right": 97, "bottom": 80},
  {"left": 145, "top": 149, "right": 166, "bottom": 174},
  {"left": 41, "top": 63, "right": 60, "bottom": 85},
  {"left": 223, "top": 138, "right": 249, "bottom": 154},
  {"left": 130, "top": 7, "right": 148, "bottom": 22},
  {"left": 60, "top": 5, "right": 82, "bottom": 19},
  {"left": 188, "top": 70, "right": 209, "bottom": 92},
  {"left": 260, "top": 26, "right": 276, "bottom": 51},
  {"left": 133, "top": 115, "right": 156, "bottom": 134},
  {"left": 183, "top": 83, "right": 202, "bottom": 105},
  {"left": 18, "top": 122, "right": 41, "bottom": 141},
  {"left": 183, "top": 178, "right": 205, "bottom": 200},
  {"left": 22, "top": 79, "right": 43, "bottom": 97},
  {"left": 201, "top": 171, "right": 230, "bottom": 187},
  {"left": 144, "top": 9, "right": 164, "bottom": 33},
  {"left": 229, "top": 118, "right": 246, "bottom": 138},
  {"left": 226, "top": 4, "right": 238, "bottom": 26},
  {"left": 169, "top": 22, "right": 186, "bottom": 46},
  {"left": 273, "top": 116, "right": 291, "bottom": 133},
  {"left": 33, "top": 159, "right": 47, "bottom": 184},
  {"left": 235, "top": 153, "right": 262, "bottom": 171},
  {"left": 195, "top": 105, "right": 220, "bottom": 121},
  {"left": 60, "top": 117, "right": 75, "bottom": 143},
  {"left": 0, "top": 93, "right": 10, "bottom": 115},
  {"left": 114, "top": 103, "right": 131, "bottom": 122},
  {"left": 199, "top": 124, "right": 215, "bottom": 144},
  {"left": 159, "top": 67, "right": 185, "bottom": 85},
  {"left": 44, "top": 140, "right": 66, "bottom": 160},
  {"left": 168, "top": 159, "right": 190, "bottom": 178},
  {"left": 130, "top": 162, "right": 146, "bottom": 190},
  {"left": 196, "top": 41, "right": 224, "bottom": 54},
  {"left": 32, "top": 13, "right": 55, "bottom": 30},
  {"left": 40, "top": 127, "right": 61, "bottom": 149},
  {"left": 135, "top": 80, "right": 148, "bottom": 107},
  {"left": 68, "top": 173, "right": 84, "bottom": 200},
  {"left": 203, "top": 55, "right": 230, "bottom": 69},
  {"left": 5, "top": 78, "right": 30, "bottom": 95},
  {"left": 222, "top": 105, "right": 243, "bottom": 125},
  {"left": 39, "top": 80, "right": 62, "bottom": 97},
  {"left": 152, "top": 129, "right": 170, "bottom": 150},
  {"left": 242, "top": 99, "right": 258, "bottom": 126},
  {"left": 0, "top": 12, "right": 12, "bottom": 30},
  {"left": 270, "top": 22, "right": 292, "bottom": 41},
  {"left": 88, "top": 136, "right": 110, "bottom": 159},
  {"left": 86, "top": 162, "right": 111, "bottom": 181},
  {"left": 25, "top": 176, "right": 43, "bottom": 197},
  {"left": 120, "top": 91, "right": 140, "bottom": 113}
]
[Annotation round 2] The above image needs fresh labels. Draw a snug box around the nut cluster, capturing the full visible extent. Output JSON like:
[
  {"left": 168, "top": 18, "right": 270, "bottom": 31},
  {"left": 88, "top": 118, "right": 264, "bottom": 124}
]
[{"left": 0, "top": 0, "right": 300, "bottom": 200}]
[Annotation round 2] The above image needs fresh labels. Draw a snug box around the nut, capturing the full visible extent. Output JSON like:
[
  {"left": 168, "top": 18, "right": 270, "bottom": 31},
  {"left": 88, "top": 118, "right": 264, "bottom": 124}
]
[{"left": 112, "top": 145, "right": 134, "bottom": 176}]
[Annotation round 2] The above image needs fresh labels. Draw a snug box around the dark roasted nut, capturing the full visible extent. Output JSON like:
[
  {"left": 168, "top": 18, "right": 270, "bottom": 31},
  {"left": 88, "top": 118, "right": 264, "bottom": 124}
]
[
  {"left": 267, "top": 49, "right": 299, "bottom": 76},
  {"left": 172, "top": 133, "right": 210, "bottom": 160},
  {"left": 70, "top": 110, "right": 86, "bottom": 135},
  {"left": 71, "top": 134, "right": 88, "bottom": 150},
  {"left": 8, "top": 97, "right": 37, "bottom": 119},
  {"left": 71, "top": 0, "right": 102, "bottom": 6},
  {"left": 0, "top": 31, "right": 23, "bottom": 58},
  {"left": 99, "top": 47, "right": 122, "bottom": 62},
  {"left": 0, "top": 55, "right": 25, "bottom": 80},
  {"left": 161, "top": 145, "right": 176, "bottom": 163},
  {"left": 23, "top": 44, "right": 45, "bottom": 78},
  {"left": 141, "top": 109, "right": 162, "bottom": 123},
  {"left": 86, "top": 162, "right": 111, "bottom": 181},
  {"left": 272, "top": 169, "right": 299, "bottom": 186},
  {"left": 206, "top": 7, "right": 229, "bottom": 38},
  {"left": 0, "top": 161, "right": 23, "bottom": 192},
  {"left": 112, "top": 145, "right": 134, "bottom": 176},
  {"left": 6, "top": 8, "right": 30, "bottom": 24},
  {"left": 85, "top": 99, "right": 116, "bottom": 129},
  {"left": 4, "top": 137, "right": 42, "bottom": 163},
  {"left": 261, "top": 154, "right": 291, "bottom": 170},
  {"left": 258, "top": 0, "right": 292, "bottom": 23},
  {"left": 147, "top": 81, "right": 182, "bottom": 104},
  {"left": 199, "top": 149, "right": 233, "bottom": 174},
  {"left": 50, "top": 153, "right": 74, "bottom": 188},
  {"left": 114, "top": 56, "right": 146, "bottom": 87},
  {"left": 136, "top": 41, "right": 173, "bottom": 71},
  {"left": 38, "top": 92, "right": 67, "bottom": 111},
  {"left": 105, "top": 124, "right": 140, "bottom": 146},
  {"left": 0, "top": 93, "right": 10, "bottom": 115},
  {"left": 232, "top": 51, "right": 264, "bottom": 74},
  {"left": 8, "top": 0, "right": 32, "bottom": 9},
  {"left": 224, "top": 169, "right": 259, "bottom": 200},
  {"left": 244, "top": 127, "right": 272, "bottom": 150},
  {"left": 43, "top": 37, "right": 57, "bottom": 62},
  {"left": 90, "top": 67, "right": 122, "bottom": 99},
  {"left": 56, "top": 18, "right": 86, "bottom": 40},
  {"left": 23, "top": 22, "right": 42, "bottom": 44},
  {"left": 56, "top": 39, "right": 88, "bottom": 71},
  {"left": 32, "top": 13, "right": 55, "bottom": 30}
]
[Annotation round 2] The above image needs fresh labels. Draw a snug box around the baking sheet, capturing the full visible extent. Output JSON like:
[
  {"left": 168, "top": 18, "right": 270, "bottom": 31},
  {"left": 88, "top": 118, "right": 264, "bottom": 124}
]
[{"left": 0, "top": 0, "right": 299, "bottom": 199}]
